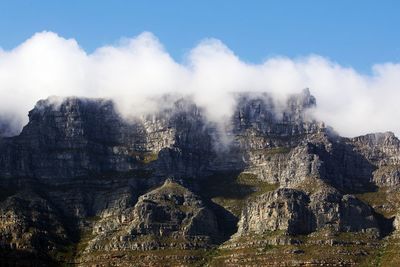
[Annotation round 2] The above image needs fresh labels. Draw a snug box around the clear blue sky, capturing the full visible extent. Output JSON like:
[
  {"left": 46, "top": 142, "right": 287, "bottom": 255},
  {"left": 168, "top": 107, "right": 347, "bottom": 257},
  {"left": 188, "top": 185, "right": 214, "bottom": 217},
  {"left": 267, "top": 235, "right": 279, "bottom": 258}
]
[{"left": 1, "top": 0, "right": 399, "bottom": 73}]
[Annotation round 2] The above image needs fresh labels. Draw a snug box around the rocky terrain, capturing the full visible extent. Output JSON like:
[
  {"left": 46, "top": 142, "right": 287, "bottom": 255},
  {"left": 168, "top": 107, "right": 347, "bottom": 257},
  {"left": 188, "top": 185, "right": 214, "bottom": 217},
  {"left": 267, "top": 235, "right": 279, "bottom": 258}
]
[{"left": 0, "top": 89, "right": 400, "bottom": 266}]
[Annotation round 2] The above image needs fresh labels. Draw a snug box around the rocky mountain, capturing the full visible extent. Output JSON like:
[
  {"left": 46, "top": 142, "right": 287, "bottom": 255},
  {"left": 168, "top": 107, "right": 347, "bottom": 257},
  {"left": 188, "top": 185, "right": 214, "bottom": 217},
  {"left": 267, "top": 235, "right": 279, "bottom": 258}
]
[{"left": 0, "top": 89, "right": 400, "bottom": 266}]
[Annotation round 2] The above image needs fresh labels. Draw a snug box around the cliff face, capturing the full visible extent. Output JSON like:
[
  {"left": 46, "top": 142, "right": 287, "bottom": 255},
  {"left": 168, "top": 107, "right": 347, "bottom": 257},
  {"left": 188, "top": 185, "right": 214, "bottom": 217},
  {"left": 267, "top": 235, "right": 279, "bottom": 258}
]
[{"left": 1, "top": 89, "right": 400, "bottom": 266}]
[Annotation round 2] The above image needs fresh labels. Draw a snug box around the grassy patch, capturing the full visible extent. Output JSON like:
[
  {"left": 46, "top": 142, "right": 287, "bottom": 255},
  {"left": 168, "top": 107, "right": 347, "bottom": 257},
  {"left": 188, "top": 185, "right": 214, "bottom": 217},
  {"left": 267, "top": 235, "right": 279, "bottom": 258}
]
[
  {"left": 210, "top": 230, "right": 382, "bottom": 267},
  {"left": 129, "top": 151, "right": 158, "bottom": 164},
  {"left": 293, "top": 176, "right": 329, "bottom": 195},
  {"left": 356, "top": 187, "right": 400, "bottom": 218},
  {"left": 376, "top": 236, "right": 400, "bottom": 266},
  {"left": 79, "top": 248, "right": 213, "bottom": 267},
  {"left": 249, "top": 146, "right": 291, "bottom": 161},
  {"left": 200, "top": 172, "right": 278, "bottom": 217}
]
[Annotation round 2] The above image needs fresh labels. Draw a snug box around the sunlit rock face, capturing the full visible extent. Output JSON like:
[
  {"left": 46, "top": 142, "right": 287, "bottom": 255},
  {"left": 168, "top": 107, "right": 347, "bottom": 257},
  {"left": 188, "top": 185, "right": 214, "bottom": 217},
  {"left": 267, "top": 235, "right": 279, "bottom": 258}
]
[
  {"left": 0, "top": 89, "right": 399, "bottom": 266},
  {"left": 237, "top": 186, "right": 378, "bottom": 237}
]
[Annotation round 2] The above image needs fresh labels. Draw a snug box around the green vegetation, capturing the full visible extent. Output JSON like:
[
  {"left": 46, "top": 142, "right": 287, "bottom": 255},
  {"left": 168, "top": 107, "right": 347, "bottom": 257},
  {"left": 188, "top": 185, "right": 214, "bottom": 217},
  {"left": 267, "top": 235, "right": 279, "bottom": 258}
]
[
  {"left": 356, "top": 187, "right": 400, "bottom": 218},
  {"left": 75, "top": 248, "right": 214, "bottom": 267},
  {"left": 374, "top": 236, "right": 400, "bottom": 267},
  {"left": 249, "top": 146, "right": 292, "bottom": 162},
  {"left": 129, "top": 151, "right": 158, "bottom": 164},
  {"left": 293, "top": 176, "right": 327, "bottom": 195},
  {"left": 200, "top": 171, "right": 278, "bottom": 217},
  {"left": 250, "top": 146, "right": 291, "bottom": 160},
  {"left": 205, "top": 230, "right": 383, "bottom": 266}
]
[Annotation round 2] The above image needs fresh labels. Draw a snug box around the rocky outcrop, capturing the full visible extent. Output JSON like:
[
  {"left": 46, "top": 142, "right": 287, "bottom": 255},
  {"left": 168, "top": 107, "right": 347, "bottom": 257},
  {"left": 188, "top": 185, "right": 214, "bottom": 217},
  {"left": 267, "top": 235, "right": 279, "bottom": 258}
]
[
  {"left": 350, "top": 132, "right": 400, "bottom": 166},
  {"left": 308, "top": 183, "right": 378, "bottom": 232},
  {"left": 244, "top": 143, "right": 323, "bottom": 186},
  {"left": 0, "top": 97, "right": 216, "bottom": 180},
  {"left": 237, "top": 185, "right": 378, "bottom": 237},
  {"left": 0, "top": 89, "right": 399, "bottom": 266},
  {"left": 129, "top": 179, "right": 219, "bottom": 238},
  {"left": 0, "top": 190, "right": 69, "bottom": 254},
  {"left": 84, "top": 179, "right": 219, "bottom": 253},
  {"left": 237, "top": 188, "right": 315, "bottom": 235},
  {"left": 350, "top": 132, "right": 400, "bottom": 187},
  {"left": 233, "top": 89, "right": 319, "bottom": 139}
]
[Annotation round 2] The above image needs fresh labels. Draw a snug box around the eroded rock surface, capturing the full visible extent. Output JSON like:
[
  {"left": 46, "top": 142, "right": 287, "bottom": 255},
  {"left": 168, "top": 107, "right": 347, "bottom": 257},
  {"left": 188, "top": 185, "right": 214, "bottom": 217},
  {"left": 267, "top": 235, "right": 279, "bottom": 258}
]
[
  {"left": 0, "top": 89, "right": 399, "bottom": 266},
  {"left": 84, "top": 179, "right": 219, "bottom": 253}
]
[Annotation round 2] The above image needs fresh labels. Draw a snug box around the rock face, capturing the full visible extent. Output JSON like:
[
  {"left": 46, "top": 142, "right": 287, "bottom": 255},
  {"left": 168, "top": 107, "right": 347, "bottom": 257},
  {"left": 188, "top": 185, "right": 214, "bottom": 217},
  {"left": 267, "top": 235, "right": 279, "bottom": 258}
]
[
  {"left": 237, "top": 184, "right": 378, "bottom": 237},
  {"left": 84, "top": 179, "right": 220, "bottom": 253},
  {"left": 237, "top": 188, "right": 315, "bottom": 235},
  {"left": 129, "top": 179, "right": 219, "bottom": 239},
  {"left": 0, "top": 190, "right": 68, "bottom": 252},
  {"left": 0, "top": 89, "right": 399, "bottom": 266},
  {"left": 308, "top": 184, "right": 378, "bottom": 232},
  {"left": 350, "top": 132, "right": 400, "bottom": 187}
]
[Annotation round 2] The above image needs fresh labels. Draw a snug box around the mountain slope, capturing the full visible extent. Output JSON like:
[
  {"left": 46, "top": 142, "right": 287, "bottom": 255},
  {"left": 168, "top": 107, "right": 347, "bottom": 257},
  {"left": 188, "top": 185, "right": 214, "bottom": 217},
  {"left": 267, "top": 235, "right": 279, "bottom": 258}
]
[{"left": 0, "top": 89, "right": 399, "bottom": 266}]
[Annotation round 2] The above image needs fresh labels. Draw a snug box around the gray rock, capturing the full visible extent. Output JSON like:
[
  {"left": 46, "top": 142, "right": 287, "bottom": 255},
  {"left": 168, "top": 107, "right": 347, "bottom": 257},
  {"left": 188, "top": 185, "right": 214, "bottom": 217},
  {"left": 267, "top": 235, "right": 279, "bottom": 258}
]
[
  {"left": 237, "top": 188, "right": 315, "bottom": 235},
  {"left": 85, "top": 179, "right": 219, "bottom": 252},
  {"left": 237, "top": 184, "right": 379, "bottom": 236},
  {"left": 0, "top": 90, "right": 398, "bottom": 265}
]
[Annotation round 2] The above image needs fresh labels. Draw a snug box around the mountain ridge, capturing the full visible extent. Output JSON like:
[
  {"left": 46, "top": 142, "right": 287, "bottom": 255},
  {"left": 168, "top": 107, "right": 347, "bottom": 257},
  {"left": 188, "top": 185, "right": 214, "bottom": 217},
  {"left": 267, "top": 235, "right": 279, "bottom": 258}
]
[{"left": 1, "top": 90, "right": 400, "bottom": 266}]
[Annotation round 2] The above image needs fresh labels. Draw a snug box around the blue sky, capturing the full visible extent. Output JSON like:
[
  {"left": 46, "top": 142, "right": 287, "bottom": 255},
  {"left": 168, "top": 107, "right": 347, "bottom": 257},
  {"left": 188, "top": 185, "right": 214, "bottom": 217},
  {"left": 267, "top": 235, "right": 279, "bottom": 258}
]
[{"left": 0, "top": 0, "right": 399, "bottom": 73}]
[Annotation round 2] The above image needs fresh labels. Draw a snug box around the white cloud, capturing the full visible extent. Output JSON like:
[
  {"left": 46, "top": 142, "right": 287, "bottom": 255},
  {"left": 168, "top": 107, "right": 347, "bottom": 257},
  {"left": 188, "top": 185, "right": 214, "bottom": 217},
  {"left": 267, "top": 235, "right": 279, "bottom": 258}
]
[{"left": 0, "top": 31, "right": 399, "bottom": 137}]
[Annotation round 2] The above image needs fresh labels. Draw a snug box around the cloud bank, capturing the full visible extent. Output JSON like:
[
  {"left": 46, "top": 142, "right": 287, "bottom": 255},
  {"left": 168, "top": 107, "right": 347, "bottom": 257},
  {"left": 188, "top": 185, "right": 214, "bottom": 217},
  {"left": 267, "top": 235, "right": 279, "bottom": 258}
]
[{"left": 0, "top": 31, "right": 399, "bottom": 137}]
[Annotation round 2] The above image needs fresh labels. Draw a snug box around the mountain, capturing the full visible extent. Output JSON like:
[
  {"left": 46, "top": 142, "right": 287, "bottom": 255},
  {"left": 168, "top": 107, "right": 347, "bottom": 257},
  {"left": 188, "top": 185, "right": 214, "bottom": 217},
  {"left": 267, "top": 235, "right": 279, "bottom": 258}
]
[{"left": 0, "top": 89, "right": 399, "bottom": 266}]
